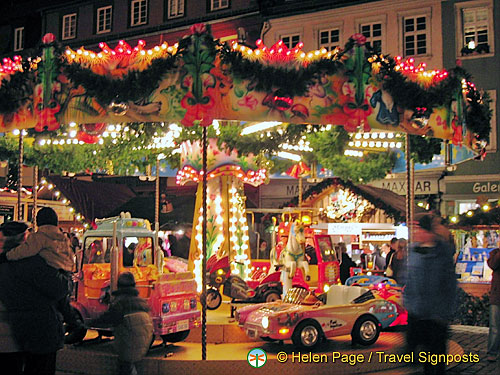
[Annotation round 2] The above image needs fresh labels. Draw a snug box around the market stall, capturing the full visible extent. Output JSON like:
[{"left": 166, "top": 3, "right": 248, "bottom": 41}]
[{"left": 450, "top": 201, "right": 500, "bottom": 297}]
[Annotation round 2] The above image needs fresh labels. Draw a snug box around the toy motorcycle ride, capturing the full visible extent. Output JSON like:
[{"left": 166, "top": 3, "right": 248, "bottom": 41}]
[{"left": 205, "top": 254, "right": 282, "bottom": 310}]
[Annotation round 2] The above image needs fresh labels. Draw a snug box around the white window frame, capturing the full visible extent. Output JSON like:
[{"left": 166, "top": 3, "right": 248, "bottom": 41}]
[
  {"left": 318, "top": 28, "right": 341, "bottom": 51},
  {"left": 211, "top": 0, "right": 229, "bottom": 11},
  {"left": 485, "top": 90, "right": 497, "bottom": 152},
  {"left": 359, "top": 22, "right": 383, "bottom": 53},
  {"left": 62, "top": 13, "right": 77, "bottom": 40},
  {"left": 167, "top": 0, "right": 184, "bottom": 19},
  {"left": 280, "top": 33, "right": 301, "bottom": 49},
  {"left": 96, "top": 6, "right": 112, "bottom": 34},
  {"left": 455, "top": 1, "right": 494, "bottom": 59},
  {"left": 13, "top": 27, "right": 24, "bottom": 51},
  {"left": 131, "top": 0, "right": 148, "bottom": 27},
  {"left": 402, "top": 14, "right": 429, "bottom": 57}
]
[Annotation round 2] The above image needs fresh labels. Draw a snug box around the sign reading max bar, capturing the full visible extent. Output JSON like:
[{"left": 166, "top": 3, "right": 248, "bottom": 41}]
[{"left": 369, "top": 178, "right": 438, "bottom": 195}]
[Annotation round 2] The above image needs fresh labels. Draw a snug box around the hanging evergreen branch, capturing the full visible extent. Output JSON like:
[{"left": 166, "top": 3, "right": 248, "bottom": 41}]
[
  {"left": 63, "top": 54, "right": 178, "bottom": 107},
  {"left": 374, "top": 57, "right": 492, "bottom": 142},
  {"left": 219, "top": 45, "right": 346, "bottom": 97},
  {"left": 0, "top": 61, "right": 34, "bottom": 115}
]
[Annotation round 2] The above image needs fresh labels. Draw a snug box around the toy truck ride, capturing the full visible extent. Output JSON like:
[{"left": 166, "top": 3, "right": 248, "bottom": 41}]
[{"left": 66, "top": 214, "right": 200, "bottom": 344}]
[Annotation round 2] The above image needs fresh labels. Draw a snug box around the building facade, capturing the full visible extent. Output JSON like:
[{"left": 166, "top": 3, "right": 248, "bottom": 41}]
[
  {"left": 40, "top": 0, "right": 263, "bottom": 50},
  {"left": 441, "top": 0, "right": 499, "bottom": 216}
]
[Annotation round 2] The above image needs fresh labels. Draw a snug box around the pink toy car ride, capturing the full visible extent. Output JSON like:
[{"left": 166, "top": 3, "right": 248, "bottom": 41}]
[{"left": 236, "top": 285, "right": 398, "bottom": 348}]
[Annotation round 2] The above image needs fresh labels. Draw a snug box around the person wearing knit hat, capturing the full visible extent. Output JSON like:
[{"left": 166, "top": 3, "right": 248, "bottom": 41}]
[{"left": 89, "top": 271, "right": 153, "bottom": 375}]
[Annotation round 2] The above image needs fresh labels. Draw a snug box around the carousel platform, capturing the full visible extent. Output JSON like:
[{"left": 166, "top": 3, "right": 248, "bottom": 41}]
[{"left": 56, "top": 300, "right": 465, "bottom": 375}]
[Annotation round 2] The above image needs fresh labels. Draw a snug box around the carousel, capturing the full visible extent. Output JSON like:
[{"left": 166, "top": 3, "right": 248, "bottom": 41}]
[{"left": 0, "top": 23, "right": 492, "bottom": 363}]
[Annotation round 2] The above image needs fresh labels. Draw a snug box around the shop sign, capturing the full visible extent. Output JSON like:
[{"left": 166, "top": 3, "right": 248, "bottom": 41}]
[
  {"left": 446, "top": 180, "right": 500, "bottom": 195},
  {"left": 472, "top": 181, "right": 500, "bottom": 193},
  {"left": 369, "top": 178, "right": 438, "bottom": 195},
  {"left": 260, "top": 180, "right": 314, "bottom": 198},
  {"left": 327, "top": 223, "right": 363, "bottom": 235}
]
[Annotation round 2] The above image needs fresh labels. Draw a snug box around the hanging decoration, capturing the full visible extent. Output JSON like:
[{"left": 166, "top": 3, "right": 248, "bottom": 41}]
[
  {"left": 286, "top": 161, "right": 310, "bottom": 178},
  {"left": 322, "top": 188, "right": 375, "bottom": 222},
  {"left": 107, "top": 101, "right": 129, "bottom": 116},
  {"left": 0, "top": 24, "right": 492, "bottom": 155}
]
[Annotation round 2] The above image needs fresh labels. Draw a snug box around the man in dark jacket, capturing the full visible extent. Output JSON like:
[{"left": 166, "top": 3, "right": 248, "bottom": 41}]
[
  {"left": 89, "top": 272, "right": 153, "bottom": 375},
  {"left": 487, "top": 246, "right": 500, "bottom": 362}
]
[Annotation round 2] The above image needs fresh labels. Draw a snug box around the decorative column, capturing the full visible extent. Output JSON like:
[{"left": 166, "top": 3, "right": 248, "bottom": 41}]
[{"left": 176, "top": 139, "right": 268, "bottom": 290}]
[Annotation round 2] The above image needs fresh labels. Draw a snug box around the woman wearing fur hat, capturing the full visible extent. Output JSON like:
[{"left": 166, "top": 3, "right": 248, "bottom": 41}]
[{"left": 89, "top": 272, "right": 153, "bottom": 375}]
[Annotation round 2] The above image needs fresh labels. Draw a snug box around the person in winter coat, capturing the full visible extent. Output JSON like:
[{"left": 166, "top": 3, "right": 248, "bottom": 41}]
[
  {"left": 0, "top": 220, "right": 66, "bottom": 375},
  {"left": 0, "top": 207, "right": 81, "bottom": 335},
  {"left": 338, "top": 243, "right": 356, "bottom": 284},
  {"left": 487, "top": 246, "right": 500, "bottom": 362},
  {"left": 89, "top": 272, "right": 153, "bottom": 375},
  {"left": 0, "top": 222, "right": 28, "bottom": 375},
  {"left": 404, "top": 213, "right": 456, "bottom": 375}
]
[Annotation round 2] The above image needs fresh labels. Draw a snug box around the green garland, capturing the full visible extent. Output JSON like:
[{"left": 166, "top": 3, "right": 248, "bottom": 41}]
[
  {"left": 63, "top": 53, "right": 178, "bottom": 107},
  {"left": 219, "top": 42, "right": 349, "bottom": 98},
  {"left": 375, "top": 58, "right": 492, "bottom": 142},
  {"left": 447, "top": 201, "right": 500, "bottom": 227},
  {"left": 0, "top": 62, "right": 33, "bottom": 115}
]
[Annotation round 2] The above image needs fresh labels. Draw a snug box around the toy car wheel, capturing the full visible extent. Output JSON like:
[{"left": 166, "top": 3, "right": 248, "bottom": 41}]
[
  {"left": 64, "top": 307, "right": 87, "bottom": 345},
  {"left": 264, "top": 291, "right": 280, "bottom": 303},
  {"left": 351, "top": 316, "right": 380, "bottom": 346},
  {"left": 206, "top": 288, "right": 222, "bottom": 310},
  {"left": 161, "top": 330, "right": 190, "bottom": 344},
  {"left": 292, "top": 320, "right": 322, "bottom": 348}
]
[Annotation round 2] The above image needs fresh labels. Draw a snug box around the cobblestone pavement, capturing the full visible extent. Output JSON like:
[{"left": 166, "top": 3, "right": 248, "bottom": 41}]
[
  {"left": 55, "top": 325, "right": 499, "bottom": 374},
  {"left": 446, "top": 325, "right": 499, "bottom": 374}
]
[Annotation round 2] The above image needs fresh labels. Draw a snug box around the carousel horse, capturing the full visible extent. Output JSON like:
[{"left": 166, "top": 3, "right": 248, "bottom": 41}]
[{"left": 281, "top": 222, "right": 310, "bottom": 296}]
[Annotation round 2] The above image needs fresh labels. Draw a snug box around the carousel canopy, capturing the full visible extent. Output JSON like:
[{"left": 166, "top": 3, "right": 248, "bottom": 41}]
[{"left": 0, "top": 24, "right": 491, "bottom": 155}]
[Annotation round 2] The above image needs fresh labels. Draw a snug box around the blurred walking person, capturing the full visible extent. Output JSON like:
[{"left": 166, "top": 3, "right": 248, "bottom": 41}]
[
  {"left": 404, "top": 213, "right": 456, "bottom": 375},
  {"left": 487, "top": 245, "right": 500, "bottom": 362}
]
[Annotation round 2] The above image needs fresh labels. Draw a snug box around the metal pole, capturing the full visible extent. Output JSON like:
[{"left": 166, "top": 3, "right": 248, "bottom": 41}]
[
  {"left": 17, "top": 132, "right": 24, "bottom": 221},
  {"left": 32, "top": 166, "right": 38, "bottom": 230},
  {"left": 298, "top": 177, "right": 303, "bottom": 208},
  {"left": 155, "top": 157, "right": 161, "bottom": 273},
  {"left": 155, "top": 158, "right": 160, "bottom": 227},
  {"left": 405, "top": 134, "right": 413, "bottom": 244},
  {"left": 201, "top": 126, "right": 207, "bottom": 361}
]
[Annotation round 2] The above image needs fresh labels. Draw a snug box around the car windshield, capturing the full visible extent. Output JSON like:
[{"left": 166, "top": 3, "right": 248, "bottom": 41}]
[
  {"left": 282, "top": 287, "right": 323, "bottom": 305},
  {"left": 352, "top": 290, "right": 375, "bottom": 304}
]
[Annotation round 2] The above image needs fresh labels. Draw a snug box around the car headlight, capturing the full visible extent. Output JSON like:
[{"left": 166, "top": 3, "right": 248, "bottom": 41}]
[{"left": 262, "top": 316, "right": 269, "bottom": 329}]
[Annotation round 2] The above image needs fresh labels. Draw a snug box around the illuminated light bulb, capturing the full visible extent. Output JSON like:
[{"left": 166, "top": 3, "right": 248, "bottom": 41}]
[
  {"left": 466, "top": 211, "right": 473, "bottom": 217},
  {"left": 389, "top": 142, "right": 396, "bottom": 148},
  {"left": 362, "top": 141, "right": 368, "bottom": 147},
  {"left": 396, "top": 142, "right": 402, "bottom": 148},
  {"left": 450, "top": 216, "right": 458, "bottom": 223},
  {"left": 482, "top": 205, "right": 490, "bottom": 211},
  {"left": 369, "top": 141, "right": 375, "bottom": 147}
]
